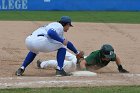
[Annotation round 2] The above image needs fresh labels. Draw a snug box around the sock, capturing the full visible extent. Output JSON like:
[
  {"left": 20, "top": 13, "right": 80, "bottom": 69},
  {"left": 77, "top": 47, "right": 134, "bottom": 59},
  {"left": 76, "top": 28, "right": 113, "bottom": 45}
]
[
  {"left": 21, "top": 51, "right": 37, "bottom": 69},
  {"left": 57, "top": 48, "right": 66, "bottom": 70}
]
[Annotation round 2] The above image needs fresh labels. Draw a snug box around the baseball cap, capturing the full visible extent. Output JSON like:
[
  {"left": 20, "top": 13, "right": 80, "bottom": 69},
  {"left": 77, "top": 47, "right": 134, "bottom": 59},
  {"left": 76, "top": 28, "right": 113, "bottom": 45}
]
[
  {"left": 100, "top": 44, "right": 116, "bottom": 59},
  {"left": 59, "top": 16, "right": 73, "bottom": 26}
]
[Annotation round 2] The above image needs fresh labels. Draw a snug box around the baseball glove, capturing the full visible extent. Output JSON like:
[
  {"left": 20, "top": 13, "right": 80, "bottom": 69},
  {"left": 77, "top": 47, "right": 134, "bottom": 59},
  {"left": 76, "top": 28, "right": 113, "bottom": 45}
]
[
  {"left": 76, "top": 51, "right": 84, "bottom": 64},
  {"left": 76, "top": 51, "right": 84, "bottom": 59}
]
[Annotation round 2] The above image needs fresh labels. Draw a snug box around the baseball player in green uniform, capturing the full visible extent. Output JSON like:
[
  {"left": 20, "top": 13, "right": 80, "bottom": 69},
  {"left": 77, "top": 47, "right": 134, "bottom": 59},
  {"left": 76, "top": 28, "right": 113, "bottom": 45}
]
[
  {"left": 79, "top": 44, "right": 129, "bottom": 73},
  {"left": 37, "top": 44, "right": 129, "bottom": 73}
]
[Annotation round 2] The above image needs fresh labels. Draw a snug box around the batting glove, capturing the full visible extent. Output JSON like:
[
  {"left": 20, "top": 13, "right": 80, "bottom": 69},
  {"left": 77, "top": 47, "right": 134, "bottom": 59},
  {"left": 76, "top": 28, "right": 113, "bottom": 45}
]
[{"left": 118, "top": 65, "right": 129, "bottom": 73}]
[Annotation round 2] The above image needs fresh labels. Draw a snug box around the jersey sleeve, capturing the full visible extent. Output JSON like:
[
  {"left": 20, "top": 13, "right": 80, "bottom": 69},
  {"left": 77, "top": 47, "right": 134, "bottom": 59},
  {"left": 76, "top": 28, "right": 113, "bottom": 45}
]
[{"left": 47, "top": 28, "right": 64, "bottom": 43}]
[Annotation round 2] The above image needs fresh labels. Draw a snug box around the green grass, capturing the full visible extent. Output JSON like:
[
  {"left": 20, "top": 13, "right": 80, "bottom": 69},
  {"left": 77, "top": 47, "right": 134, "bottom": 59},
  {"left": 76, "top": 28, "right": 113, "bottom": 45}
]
[
  {"left": 0, "top": 86, "right": 140, "bottom": 93},
  {"left": 0, "top": 11, "right": 140, "bottom": 23}
]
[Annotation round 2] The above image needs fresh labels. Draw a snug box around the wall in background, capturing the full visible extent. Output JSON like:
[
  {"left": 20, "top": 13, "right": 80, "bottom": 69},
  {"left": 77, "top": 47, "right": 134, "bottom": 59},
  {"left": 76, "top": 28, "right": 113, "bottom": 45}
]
[{"left": 0, "top": 0, "right": 140, "bottom": 11}]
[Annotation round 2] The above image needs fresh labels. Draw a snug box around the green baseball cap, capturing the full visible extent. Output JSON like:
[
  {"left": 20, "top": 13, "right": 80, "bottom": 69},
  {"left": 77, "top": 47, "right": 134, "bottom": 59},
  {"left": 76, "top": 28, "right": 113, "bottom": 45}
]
[{"left": 100, "top": 44, "right": 116, "bottom": 59}]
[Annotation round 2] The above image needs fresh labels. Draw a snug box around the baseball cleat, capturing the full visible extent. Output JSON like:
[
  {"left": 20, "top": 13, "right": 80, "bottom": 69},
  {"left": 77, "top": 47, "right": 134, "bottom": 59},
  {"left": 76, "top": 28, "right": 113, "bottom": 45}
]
[
  {"left": 56, "top": 69, "right": 70, "bottom": 76},
  {"left": 15, "top": 68, "right": 25, "bottom": 76},
  {"left": 37, "top": 59, "right": 42, "bottom": 68}
]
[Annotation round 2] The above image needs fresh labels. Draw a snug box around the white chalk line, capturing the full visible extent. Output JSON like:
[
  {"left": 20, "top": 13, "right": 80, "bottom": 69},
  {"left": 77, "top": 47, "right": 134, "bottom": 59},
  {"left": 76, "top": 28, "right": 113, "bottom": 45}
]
[
  {"left": 0, "top": 73, "right": 140, "bottom": 88},
  {"left": 0, "top": 80, "right": 126, "bottom": 88},
  {"left": 0, "top": 73, "right": 139, "bottom": 80},
  {"left": 122, "top": 73, "right": 140, "bottom": 77}
]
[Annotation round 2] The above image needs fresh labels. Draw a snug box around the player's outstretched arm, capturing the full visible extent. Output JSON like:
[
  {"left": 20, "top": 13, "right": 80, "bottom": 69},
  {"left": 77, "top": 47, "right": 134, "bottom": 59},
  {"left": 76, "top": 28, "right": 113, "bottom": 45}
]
[{"left": 115, "top": 55, "right": 129, "bottom": 73}]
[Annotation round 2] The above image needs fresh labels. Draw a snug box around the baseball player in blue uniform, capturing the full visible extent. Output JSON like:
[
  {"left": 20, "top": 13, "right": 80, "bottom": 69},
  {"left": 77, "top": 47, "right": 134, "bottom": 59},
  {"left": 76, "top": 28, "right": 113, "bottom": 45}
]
[{"left": 15, "top": 16, "right": 83, "bottom": 76}]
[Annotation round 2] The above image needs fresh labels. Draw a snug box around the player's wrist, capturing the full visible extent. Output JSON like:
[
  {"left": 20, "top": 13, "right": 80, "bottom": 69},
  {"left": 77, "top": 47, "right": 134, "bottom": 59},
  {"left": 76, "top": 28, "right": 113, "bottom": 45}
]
[{"left": 117, "top": 64, "right": 123, "bottom": 70}]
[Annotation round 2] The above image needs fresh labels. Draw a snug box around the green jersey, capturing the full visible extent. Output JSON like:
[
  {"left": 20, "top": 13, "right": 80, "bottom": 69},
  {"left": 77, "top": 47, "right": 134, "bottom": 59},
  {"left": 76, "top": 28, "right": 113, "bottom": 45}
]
[{"left": 85, "top": 50, "right": 116, "bottom": 67}]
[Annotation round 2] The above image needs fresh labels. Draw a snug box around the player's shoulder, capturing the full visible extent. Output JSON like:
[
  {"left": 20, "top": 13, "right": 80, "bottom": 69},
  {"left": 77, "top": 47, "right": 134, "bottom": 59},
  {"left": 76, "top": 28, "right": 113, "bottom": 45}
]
[
  {"left": 48, "top": 22, "right": 63, "bottom": 31},
  {"left": 92, "top": 50, "right": 100, "bottom": 54},
  {"left": 88, "top": 50, "right": 100, "bottom": 57},
  {"left": 48, "top": 22, "right": 63, "bottom": 28}
]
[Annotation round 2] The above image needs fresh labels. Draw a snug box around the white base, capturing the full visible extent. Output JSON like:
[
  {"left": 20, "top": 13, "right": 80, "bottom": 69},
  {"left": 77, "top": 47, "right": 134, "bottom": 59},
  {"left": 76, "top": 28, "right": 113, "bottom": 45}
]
[{"left": 71, "top": 71, "right": 97, "bottom": 76}]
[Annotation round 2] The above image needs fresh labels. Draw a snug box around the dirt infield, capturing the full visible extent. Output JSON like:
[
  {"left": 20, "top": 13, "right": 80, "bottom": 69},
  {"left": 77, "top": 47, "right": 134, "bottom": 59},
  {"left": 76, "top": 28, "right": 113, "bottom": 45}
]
[{"left": 0, "top": 21, "right": 140, "bottom": 88}]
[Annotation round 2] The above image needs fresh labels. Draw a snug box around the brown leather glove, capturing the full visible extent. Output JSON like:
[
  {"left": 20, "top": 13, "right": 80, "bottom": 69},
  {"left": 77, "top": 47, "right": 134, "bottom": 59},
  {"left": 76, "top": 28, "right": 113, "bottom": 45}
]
[
  {"left": 76, "top": 51, "right": 84, "bottom": 64},
  {"left": 76, "top": 51, "right": 84, "bottom": 59}
]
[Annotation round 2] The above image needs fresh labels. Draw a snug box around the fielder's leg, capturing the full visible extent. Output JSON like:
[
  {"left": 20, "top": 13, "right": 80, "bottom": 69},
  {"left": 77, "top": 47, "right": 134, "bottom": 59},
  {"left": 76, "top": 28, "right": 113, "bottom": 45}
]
[{"left": 16, "top": 51, "right": 37, "bottom": 76}]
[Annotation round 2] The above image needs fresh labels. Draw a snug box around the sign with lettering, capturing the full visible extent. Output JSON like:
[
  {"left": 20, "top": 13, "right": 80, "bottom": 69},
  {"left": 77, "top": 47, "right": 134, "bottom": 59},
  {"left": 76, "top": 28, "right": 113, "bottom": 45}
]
[
  {"left": 0, "top": 0, "right": 140, "bottom": 11},
  {"left": 0, "top": 0, "right": 28, "bottom": 10}
]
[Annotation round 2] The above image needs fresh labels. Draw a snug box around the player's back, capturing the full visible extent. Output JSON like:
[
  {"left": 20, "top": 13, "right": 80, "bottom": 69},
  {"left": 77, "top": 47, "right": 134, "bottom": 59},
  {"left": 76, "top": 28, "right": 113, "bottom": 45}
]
[
  {"left": 44, "top": 22, "right": 64, "bottom": 37},
  {"left": 32, "top": 22, "right": 63, "bottom": 37}
]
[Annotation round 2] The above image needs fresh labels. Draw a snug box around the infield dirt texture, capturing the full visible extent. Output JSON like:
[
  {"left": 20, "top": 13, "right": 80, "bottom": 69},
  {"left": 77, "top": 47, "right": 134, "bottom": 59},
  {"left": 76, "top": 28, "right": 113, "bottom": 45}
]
[
  {"left": 0, "top": 11, "right": 140, "bottom": 88},
  {"left": 0, "top": 21, "right": 140, "bottom": 88}
]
